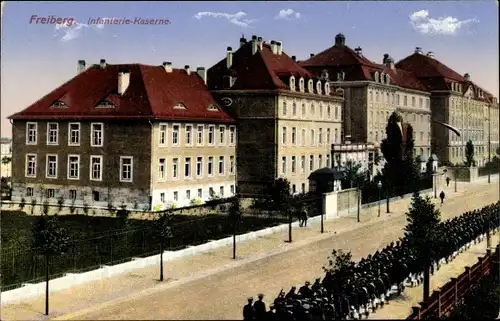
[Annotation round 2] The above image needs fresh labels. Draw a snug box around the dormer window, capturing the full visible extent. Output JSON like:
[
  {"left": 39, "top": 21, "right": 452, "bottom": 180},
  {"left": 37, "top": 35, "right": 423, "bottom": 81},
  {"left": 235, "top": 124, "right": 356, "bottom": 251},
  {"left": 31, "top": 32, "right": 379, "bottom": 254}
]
[
  {"left": 299, "top": 78, "right": 305, "bottom": 92},
  {"left": 386, "top": 75, "right": 391, "bottom": 85},
  {"left": 380, "top": 73, "right": 385, "bottom": 84},
  {"left": 95, "top": 100, "right": 115, "bottom": 108},
  {"left": 51, "top": 101, "right": 68, "bottom": 108},
  {"left": 316, "top": 81, "right": 322, "bottom": 95},
  {"left": 174, "top": 103, "right": 186, "bottom": 110},
  {"left": 374, "top": 72, "right": 380, "bottom": 83},
  {"left": 207, "top": 105, "right": 219, "bottom": 112},
  {"left": 324, "top": 83, "right": 330, "bottom": 95},
  {"left": 308, "top": 79, "right": 314, "bottom": 93},
  {"left": 289, "top": 76, "right": 296, "bottom": 92}
]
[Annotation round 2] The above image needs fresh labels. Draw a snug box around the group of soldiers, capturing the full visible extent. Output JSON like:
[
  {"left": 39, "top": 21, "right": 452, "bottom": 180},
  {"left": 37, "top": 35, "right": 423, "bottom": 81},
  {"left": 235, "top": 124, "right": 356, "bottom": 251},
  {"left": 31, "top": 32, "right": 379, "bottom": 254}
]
[{"left": 243, "top": 201, "right": 500, "bottom": 320}]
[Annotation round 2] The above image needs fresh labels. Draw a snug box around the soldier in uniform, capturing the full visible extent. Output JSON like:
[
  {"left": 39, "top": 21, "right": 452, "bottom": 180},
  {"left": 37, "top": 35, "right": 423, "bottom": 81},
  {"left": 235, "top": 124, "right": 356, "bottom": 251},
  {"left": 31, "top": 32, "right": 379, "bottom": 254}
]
[
  {"left": 243, "top": 297, "right": 255, "bottom": 321},
  {"left": 254, "top": 294, "right": 267, "bottom": 321}
]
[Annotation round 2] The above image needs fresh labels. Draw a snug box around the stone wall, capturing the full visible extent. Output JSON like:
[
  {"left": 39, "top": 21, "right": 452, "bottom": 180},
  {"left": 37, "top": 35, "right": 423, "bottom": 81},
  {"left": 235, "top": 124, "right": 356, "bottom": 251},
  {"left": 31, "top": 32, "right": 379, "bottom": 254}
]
[{"left": 336, "top": 188, "right": 361, "bottom": 213}]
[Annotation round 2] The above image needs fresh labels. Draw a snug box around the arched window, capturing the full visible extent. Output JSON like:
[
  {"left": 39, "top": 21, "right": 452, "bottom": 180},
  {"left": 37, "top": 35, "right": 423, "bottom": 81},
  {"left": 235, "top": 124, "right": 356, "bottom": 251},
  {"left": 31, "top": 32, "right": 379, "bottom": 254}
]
[
  {"left": 324, "top": 83, "right": 330, "bottom": 95},
  {"left": 374, "top": 72, "right": 379, "bottom": 82},
  {"left": 380, "top": 73, "right": 385, "bottom": 84},
  {"left": 289, "top": 76, "right": 296, "bottom": 91},
  {"left": 316, "top": 81, "right": 322, "bottom": 94},
  {"left": 299, "top": 78, "right": 305, "bottom": 92},
  {"left": 308, "top": 79, "right": 314, "bottom": 93}
]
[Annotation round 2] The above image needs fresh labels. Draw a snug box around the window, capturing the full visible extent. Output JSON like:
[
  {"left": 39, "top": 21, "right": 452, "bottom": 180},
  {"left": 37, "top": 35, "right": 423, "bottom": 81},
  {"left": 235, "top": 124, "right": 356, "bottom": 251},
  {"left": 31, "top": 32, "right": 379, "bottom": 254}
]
[
  {"left": 319, "top": 105, "right": 323, "bottom": 118},
  {"left": 26, "top": 122, "right": 37, "bottom": 144},
  {"left": 301, "top": 183, "right": 305, "bottom": 193},
  {"left": 91, "top": 123, "right": 104, "bottom": 147},
  {"left": 159, "top": 158, "right": 166, "bottom": 180},
  {"left": 173, "top": 191, "right": 178, "bottom": 201},
  {"left": 412, "top": 114, "right": 416, "bottom": 122},
  {"left": 309, "top": 155, "right": 314, "bottom": 171},
  {"left": 47, "top": 123, "right": 59, "bottom": 145},
  {"left": 67, "top": 155, "right": 80, "bottom": 180},
  {"left": 334, "top": 129, "right": 338, "bottom": 143},
  {"left": 229, "top": 126, "right": 236, "bottom": 145},
  {"left": 208, "top": 125, "right": 215, "bottom": 145},
  {"left": 282, "top": 127, "right": 287, "bottom": 145},
  {"left": 301, "top": 129, "right": 306, "bottom": 146},
  {"left": 68, "top": 123, "right": 80, "bottom": 146},
  {"left": 291, "top": 156, "right": 296, "bottom": 173},
  {"left": 90, "top": 155, "right": 103, "bottom": 181},
  {"left": 208, "top": 157, "right": 213, "bottom": 176},
  {"left": 120, "top": 156, "right": 133, "bottom": 182},
  {"left": 335, "top": 106, "right": 339, "bottom": 119},
  {"left": 292, "top": 127, "right": 297, "bottom": 145},
  {"left": 299, "top": 78, "right": 305, "bottom": 92},
  {"left": 411, "top": 97, "right": 416, "bottom": 107},
  {"left": 319, "top": 128, "right": 323, "bottom": 144},
  {"left": 301, "top": 103, "right": 306, "bottom": 117},
  {"left": 419, "top": 98, "right": 423, "bottom": 108},
  {"left": 92, "top": 191, "right": 99, "bottom": 202},
  {"left": 218, "top": 156, "right": 225, "bottom": 175},
  {"left": 197, "top": 189, "right": 202, "bottom": 198},
  {"left": 69, "top": 189, "right": 77, "bottom": 200},
  {"left": 197, "top": 125, "right": 204, "bottom": 145},
  {"left": 281, "top": 156, "right": 287, "bottom": 174},
  {"left": 426, "top": 99, "right": 430, "bottom": 108},
  {"left": 301, "top": 155, "right": 305, "bottom": 173},
  {"left": 369, "top": 91, "right": 373, "bottom": 102},
  {"left": 46, "top": 154, "right": 57, "bottom": 178},
  {"left": 46, "top": 188, "right": 55, "bottom": 199},
  {"left": 186, "top": 190, "right": 191, "bottom": 200},
  {"left": 230, "top": 185, "right": 235, "bottom": 195},
  {"left": 25, "top": 154, "right": 37, "bottom": 178},
  {"left": 185, "top": 125, "right": 193, "bottom": 145},
  {"left": 318, "top": 155, "right": 323, "bottom": 168},
  {"left": 220, "top": 186, "right": 224, "bottom": 197},
  {"left": 292, "top": 102, "right": 297, "bottom": 116},
  {"left": 327, "top": 105, "right": 331, "bottom": 118},
  {"left": 316, "top": 81, "right": 322, "bottom": 94},
  {"left": 209, "top": 187, "right": 215, "bottom": 197},
  {"left": 326, "top": 154, "right": 331, "bottom": 167},
  {"left": 375, "top": 92, "right": 379, "bottom": 103},
  {"left": 396, "top": 94, "right": 400, "bottom": 106},
  {"left": 290, "top": 76, "right": 296, "bottom": 91},
  {"left": 160, "top": 193, "right": 165, "bottom": 203},
  {"left": 219, "top": 126, "right": 226, "bottom": 145},
  {"left": 229, "top": 156, "right": 235, "bottom": 174},
  {"left": 282, "top": 101, "right": 287, "bottom": 116},
  {"left": 308, "top": 80, "right": 314, "bottom": 92},
  {"left": 26, "top": 187, "right": 34, "bottom": 197},
  {"left": 184, "top": 157, "right": 192, "bottom": 178},
  {"left": 403, "top": 95, "right": 408, "bottom": 107},
  {"left": 172, "top": 158, "right": 179, "bottom": 179},
  {"left": 311, "top": 129, "right": 315, "bottom": 145},
  {"left": 196, "top": 157, "right": 203, "bottom": 177},
  {"left": 386, "top": 93, "right": 389, "bottom": 104},
  {"left": 327, "top": 129, "right": 331, "bottom": 143},
  {"left": 311, "top": 104, "right": 315, "bottom": 115},
  {"left": 292, "top": 184, "right": 296, "bottom": 194},
  {"left": 172, "top": 124, "right": 180, "bottom": 145}
]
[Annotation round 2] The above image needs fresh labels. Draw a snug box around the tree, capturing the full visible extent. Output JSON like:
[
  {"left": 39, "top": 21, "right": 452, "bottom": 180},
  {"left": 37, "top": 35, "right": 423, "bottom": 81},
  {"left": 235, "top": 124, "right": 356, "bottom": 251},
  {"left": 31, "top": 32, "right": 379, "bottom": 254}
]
[
  {"left": 323, "top": 249, "right": 354, "bottom": 295},
  {"left": 340, "top": 160, "right": 363, "bottom": 188},
  {"left": 266, "top": 178, "right": 293, "bottom": 242},
  {"left": 228, "top": 196, "right": 242, "bottom": 259},
  {"left": 31, "top": 215, "right": 70, "bottom": 315},
  {"left": 152, "top": 213, "right": 173, "bottom": 281},
  {"left": 404, "top": 193, "right": 442, "bottom": 301},
  {"left": 465, "top": 140, "right": 475, "bottom": 167}
]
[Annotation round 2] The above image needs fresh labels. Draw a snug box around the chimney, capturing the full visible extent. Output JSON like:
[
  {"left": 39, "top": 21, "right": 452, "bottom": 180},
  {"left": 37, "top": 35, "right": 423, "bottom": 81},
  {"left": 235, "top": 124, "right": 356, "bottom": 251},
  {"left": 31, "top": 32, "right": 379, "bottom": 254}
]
[
  {"left": 239, "top": 36, "right": 247, "bottom": 48},
  {"left": 291, "top": 55, "right": 296, "bottom": 62},
  {"left": 162, "top": 61, "right": 173, "bottom": 73},
  {"left": 77, "top": 60, "right": 86, "bottom": 73},
  {"left": 118, "top": 69, "right": 130, "bottom": 95},
  {"left": 270, "top": 40, "right": 277, "bottom": 55},
  {"left": 334, "top": 33, "right": 346, "bottom": 47},
  {"left": 310, "top": 53, "right": 315, "bottom": 58},
  {"left": 354, "top": 46, "right": 362, "bottom": 57},
  {"left": 226, "top": 47, "right": 233, "bottom": 69},
  {"left": 276, "top": 41, "right": 282, "bottom": 55},
  {"left": 426, "top": 51, "right": 434, "bottom": 58},
  {"left": 382, "top": 54, "right": 389, "bottom": 64},
  {"left": 464, "top": 73, "right": 470, "bottom": 80},
  {"left": 385, "top": 56, "right": 395, "bottom": 70},
  {"left": 100, "top": 59, "right": 106, "bottom": 69},
  {"left": 184, "top": 65, "right": 191, "bottom": 75},
  {"left": 252, "top": 38, "right": 258, "bottom": 55},
  {"left": 414, "top": 47, "right": 423, "bottom": 54},
  {"left": 196, "top": 67, "right": 207, "bottom": 85}
]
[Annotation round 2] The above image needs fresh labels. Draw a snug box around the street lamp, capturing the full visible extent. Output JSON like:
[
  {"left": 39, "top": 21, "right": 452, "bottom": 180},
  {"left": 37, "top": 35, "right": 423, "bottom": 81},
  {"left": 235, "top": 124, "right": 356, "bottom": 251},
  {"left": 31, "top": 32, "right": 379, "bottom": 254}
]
[
  {"left": 488, "top": 105, "right": 491, "bottom": 184},
  {"left": 377, "top": 181, "right": 382, "bottom": 217},
  {"left": 356, "top": 179, "right": 361, "bottom": 223}
]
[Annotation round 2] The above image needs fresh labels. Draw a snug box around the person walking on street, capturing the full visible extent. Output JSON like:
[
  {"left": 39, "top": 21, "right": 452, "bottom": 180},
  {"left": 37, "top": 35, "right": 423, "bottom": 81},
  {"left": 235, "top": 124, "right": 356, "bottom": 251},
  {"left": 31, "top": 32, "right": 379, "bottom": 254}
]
[
  {"left": 243, "top": 297, "right": 255, "bottom": 321},
  {"left": 253, "top": 294, "right": 267, "bottom": 321},
  {"left": 439, "top": 191, "right": 445, "bottom": 204},
  {"left": 446, "top": 177, "right": 451, "bottom": 187}
]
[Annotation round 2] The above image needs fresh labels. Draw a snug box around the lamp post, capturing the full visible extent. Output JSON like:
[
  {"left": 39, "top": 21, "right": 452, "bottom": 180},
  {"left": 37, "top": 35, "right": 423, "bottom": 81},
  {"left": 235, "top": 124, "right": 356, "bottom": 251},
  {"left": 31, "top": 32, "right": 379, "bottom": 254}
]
[
  {"left": 377, "top": 181, "right": 382, "bottom": 217},
  {"left": 433, "top": 172, "right": 437, "bottom": 198},
  {"left": 454, "top": 168, "right": 457, "bottom": 192},
  {"left": 356, "top": 179, "right": 361, "bottom": 223},
  {"left": 488, "top": 105, "right": 491, "bottom": 184}
]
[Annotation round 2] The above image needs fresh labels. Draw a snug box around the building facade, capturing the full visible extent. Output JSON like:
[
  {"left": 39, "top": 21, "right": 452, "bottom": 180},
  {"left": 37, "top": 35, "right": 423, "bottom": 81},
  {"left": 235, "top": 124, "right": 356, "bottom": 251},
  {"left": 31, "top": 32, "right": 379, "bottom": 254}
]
[
  {"left": 9, "top": 61, "right": 236, "bottom": 209},
  {"left": 1, "top": 137, "right": 12, "bottom": 177},
  {"left": 396, "top": 49, "right": 499, "bottom": 166},
  {"left": 299, "top": 34, "right": 432, "bottom": 161},
  {"left": 208, "top": 36, "right": 344, "bottom": 196}
]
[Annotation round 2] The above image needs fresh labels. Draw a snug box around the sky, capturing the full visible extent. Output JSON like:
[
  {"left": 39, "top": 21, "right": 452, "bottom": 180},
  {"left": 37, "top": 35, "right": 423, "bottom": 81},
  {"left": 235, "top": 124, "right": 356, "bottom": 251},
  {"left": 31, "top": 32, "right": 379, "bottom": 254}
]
[{"left": 1, "top": 1, "right": 498, "bottom": 138}]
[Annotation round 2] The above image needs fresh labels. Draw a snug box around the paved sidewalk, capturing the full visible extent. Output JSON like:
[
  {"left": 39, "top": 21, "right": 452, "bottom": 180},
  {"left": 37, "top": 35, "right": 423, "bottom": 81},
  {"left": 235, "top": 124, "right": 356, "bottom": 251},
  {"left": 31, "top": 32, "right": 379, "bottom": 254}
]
[
  {"left": 0, "top": 178, "right": 497, "bottom": 320},
  {"left": 368, "top": 233, "right": 499, "bottom": 319}
]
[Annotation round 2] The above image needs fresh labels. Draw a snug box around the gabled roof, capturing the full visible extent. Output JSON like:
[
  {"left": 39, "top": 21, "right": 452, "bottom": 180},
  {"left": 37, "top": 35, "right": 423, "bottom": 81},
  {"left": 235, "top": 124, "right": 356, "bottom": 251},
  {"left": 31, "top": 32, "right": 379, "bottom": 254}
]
[
  {"left": 9, "top": 63, "right": 234, "bottom": 122},
  {"left": 298, "top": 41, "right": 427, "bottom": 92},
  {"left": 208, "top": 40, "right": 316, "bottom": 91}
]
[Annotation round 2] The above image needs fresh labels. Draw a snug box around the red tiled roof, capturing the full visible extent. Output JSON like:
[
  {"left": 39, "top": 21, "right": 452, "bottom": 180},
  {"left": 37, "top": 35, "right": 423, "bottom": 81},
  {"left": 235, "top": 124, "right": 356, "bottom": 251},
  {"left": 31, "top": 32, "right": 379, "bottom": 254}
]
[
  {"left": 395, "top": 53, "right": 465, "bottom": 81},
  {"left": 298, "top": 44, "right": 427, "bottom": 91},
  {"left": 9, "top": 64, "right": 234, "bottom": 122},
  {"left": 208, "top": 41, "right": 317, "bottom": 91}
]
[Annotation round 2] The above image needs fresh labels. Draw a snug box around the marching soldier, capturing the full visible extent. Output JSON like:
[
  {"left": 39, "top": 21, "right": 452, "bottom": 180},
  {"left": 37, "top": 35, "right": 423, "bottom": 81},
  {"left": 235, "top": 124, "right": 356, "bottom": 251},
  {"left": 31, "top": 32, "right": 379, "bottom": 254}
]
[
  {"left": 439, "top": 191, "right": 445, "bottom": 204},
  {"left": 243, "top": 297, "right": 255, "bottom": 321},
  {"left": 254, "top": 294, "right": 267, "bottom": 321}
]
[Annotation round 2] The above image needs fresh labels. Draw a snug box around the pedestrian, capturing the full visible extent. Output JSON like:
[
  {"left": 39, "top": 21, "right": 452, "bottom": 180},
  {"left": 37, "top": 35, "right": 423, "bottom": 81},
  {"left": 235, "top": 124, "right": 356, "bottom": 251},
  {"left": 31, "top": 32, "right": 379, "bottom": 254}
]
[
  {"left": 243, "top": 297, "right": 255, "bottom": 321},
  {"left": 299, "top": 209, "right": 308, "bottom": 227},
  {"left": 254, "top": 294, "right": 267, "bottom": 321},
  {"left": 439, "top": 191, "right": 445, "bottom": 204},
  {"left": 446, "top": 177, "right": 451, "bottom": 187}
]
